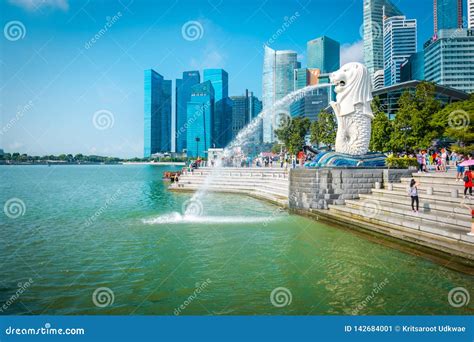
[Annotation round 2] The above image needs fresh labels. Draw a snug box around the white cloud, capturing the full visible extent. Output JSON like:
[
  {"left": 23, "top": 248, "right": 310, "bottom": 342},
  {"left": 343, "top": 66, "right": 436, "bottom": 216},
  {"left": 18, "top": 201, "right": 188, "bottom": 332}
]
[
  {"left": 340, "top": 40, "right": 364, "bottom": 66},
  {"left": 9, "top": 0, "right": 69, "bottom": 12},
  {"left": 189, "top": 45, "right": 226, "bottom": 70}
]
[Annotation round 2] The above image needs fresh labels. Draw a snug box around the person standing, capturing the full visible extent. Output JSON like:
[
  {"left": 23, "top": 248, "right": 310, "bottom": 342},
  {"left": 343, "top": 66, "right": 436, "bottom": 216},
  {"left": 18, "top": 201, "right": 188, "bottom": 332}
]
[
  {"left": 464, "top": 167, "right": 473, "bottom": 197},
  {"left": 456, "top": 154, "right": 465, "bottom": 181},
  {"left": 409, "top": 179, "right": 420, "bottom": 213}
]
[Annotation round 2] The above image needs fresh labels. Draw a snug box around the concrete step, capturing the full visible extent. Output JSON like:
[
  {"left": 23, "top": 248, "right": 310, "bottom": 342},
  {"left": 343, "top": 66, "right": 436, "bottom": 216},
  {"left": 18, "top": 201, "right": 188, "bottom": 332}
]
[
  {"left": 401, "top": 175, "right": 465, "bottom": 187},
  {"left": 371, "top": 189, "right": 470, "bottom": 205},
  {"left": 359, "top": 193, "right": 470, "bottom": 217},
  {"left": 175, "top": 184, "right": 289, "bottom": 198},
  {"left": 177, "top": 179, "right": 289, "bottom": 193},
  {"left": 178, "top": 175, "right": 289, "bottom": 185},
  {"left": 391, "top": 183, "right": 465, "bottom": 197},
  {"left": 328, "top": 204, "right": 472, "bottom": 241},
  {"left": 344, "top": 199, "right": 470, "bottom": 230}
]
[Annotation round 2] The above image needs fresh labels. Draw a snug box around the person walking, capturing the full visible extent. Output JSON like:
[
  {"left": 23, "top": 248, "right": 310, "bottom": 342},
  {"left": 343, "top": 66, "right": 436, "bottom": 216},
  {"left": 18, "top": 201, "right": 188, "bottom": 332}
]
[
  {"left": 409, "top": 179, "right": 420, "bottom": 213},
  {"left": 464, "top": 167, "right": 473, "bottom": 197},
  {"left": 456, "top": 154, "right": 465, "bottom": 181}
]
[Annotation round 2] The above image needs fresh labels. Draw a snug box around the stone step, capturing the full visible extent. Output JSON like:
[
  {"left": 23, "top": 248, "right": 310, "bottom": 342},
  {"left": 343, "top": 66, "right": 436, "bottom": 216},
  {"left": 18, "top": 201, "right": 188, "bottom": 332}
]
[
  {"left": 390, "top": 183, "right": 465, "bottom": 197},
  {"left": 401, "top": 176, "right": 465, "bottom": 187},
  {"left": 177, "top": 179, "right": 289, "bottom": 193},
  {"left": 359, "top": 193, "right": 470, "bottom": 216},
  {"left": 344, "top": 199, "right": 470, "bottom": 230},
  {"left": 176, "top": 184, "right": 289, "bottom": 198},
  {"left": 327, "top": 205, "right": 473, "bottom": 242},
  {"left": 179, "top": 175, "right": 289, "bottom": 183},
  {"left": 371, "top": 188, "right": 469, "bottom": 205}
]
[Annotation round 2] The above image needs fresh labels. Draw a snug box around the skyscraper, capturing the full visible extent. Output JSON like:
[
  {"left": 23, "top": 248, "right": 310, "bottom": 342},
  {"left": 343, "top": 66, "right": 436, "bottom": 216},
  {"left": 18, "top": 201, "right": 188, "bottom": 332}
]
[
  {"left": 144, "top": 69, "right": 172, "bottom": 157},
  {"left": 363, "top": 0, "right": 403, "bottom": 77},
  {"left": 434, "top": 0, "right": 463, "bottom": 34},
  {"left": 175, "top": 71, "right": 200, "bottom": 153},
  {"left": 203, "top": 69, "right": 231, "bottom": 148},
  {"left": 383, "top": 15, "right": 417, "bottom": 86},
  {"left": 400, "top": 51, "right": 425, "bottom": 82},
  {"left": 262, "top": 46, "right": 299, "bottom": 143},
  {"left": 307, "top": 36, "right": 340, "bottom": 73},
  {"left": 373, "top": 70, "right": 385, "bottom": 89},
  {"left": 186, "top": 81, "right": 215, "bottom": 158},
  {"left": 424, "top": 28, "right": 474, "bottom": 93},
  {"left": 230, "top": 89, "right": 262, "bottom": 140},
  {"left": 468, "top": 0, "right": 474, "bottom": 28}
]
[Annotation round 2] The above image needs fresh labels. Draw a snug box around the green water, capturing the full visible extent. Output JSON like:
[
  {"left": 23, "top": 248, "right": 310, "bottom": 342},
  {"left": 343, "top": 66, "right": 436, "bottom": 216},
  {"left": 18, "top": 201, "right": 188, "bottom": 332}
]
[{"left": 0, "top": 165, "right": 472, "bottom": 315}]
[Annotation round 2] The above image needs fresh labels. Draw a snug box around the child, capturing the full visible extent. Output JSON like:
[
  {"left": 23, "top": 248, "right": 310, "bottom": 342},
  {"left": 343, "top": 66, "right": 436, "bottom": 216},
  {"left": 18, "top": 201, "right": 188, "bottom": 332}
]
[{"left": 409, "top": 179, "right": 420, "bottom": 213}]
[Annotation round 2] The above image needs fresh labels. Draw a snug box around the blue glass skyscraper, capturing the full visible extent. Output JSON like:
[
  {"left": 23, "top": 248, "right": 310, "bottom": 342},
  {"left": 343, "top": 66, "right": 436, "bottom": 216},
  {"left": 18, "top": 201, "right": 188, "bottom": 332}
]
[
  {"left": 186, "top": 81, "right": 215, "bottom": 158},
  {"left": 144, "top": 69, "right": 172, "bottom": 158},
  {"left": 203, "top": 69, "right": 231, "bottom": 148},
  {"left": 175, "top": 71, "right": 200, "bottom": 153},
  {"left": 434, "top": 0, "right": 463, "bottom": 34},
  {"left": 307, "top": 36, "right": 340, "bottom": 73}
]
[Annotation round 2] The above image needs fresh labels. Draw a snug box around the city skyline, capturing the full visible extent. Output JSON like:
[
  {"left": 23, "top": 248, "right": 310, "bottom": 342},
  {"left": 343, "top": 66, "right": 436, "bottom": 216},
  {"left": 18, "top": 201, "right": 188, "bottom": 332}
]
[{"left": 0, "top": 0, "right": 451, "bottom": 157}]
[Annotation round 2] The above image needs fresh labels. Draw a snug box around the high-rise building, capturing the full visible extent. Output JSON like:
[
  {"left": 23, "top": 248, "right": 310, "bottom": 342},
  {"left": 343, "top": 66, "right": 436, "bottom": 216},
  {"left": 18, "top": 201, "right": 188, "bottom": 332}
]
[
  {"left": 383, "top": 15, "right": 417, "bottom": 86},
  {"left": 262, "top": 46, "right": 299, "bottom": 143},
  {"left": 400, "top": 51, "right": 425, "bottom": 82},
  {"left": 230, "top": 89, "right": 262, "bottom": 140},
  {"left": 144, "top": 69, "right": 172, "bottom": 157},
  {"left": 175, "top": 71, "right": 200, "bottom": 153},
  {"left": 291, "top": 68, "right": 330, "bottom": 121},
  {"left": 468, "top": 0, "right": 474, "bottom": 28},
  {"left": 424, "top": 28, "right": 474, "bottom": 93},
  {"left": 203, "top": 69, "right": 232, "bottom": 148},
  {"left": 373, "top": 69, "right": 385, "bottom": 90},
  {"left": 186, "top": 81, "right": 215, "bottom": 158},
  {"left": 294, "top": 68, "right": 321, "bottom": 90},
  {"left": 434, "top": 0, "right": 463, "bottom": 34},
  {"left": 307, "top": 36, "right": 340, "bottom": 73},
  {"left": 363, "top": 0, "right": 403, "bottom": 77}
]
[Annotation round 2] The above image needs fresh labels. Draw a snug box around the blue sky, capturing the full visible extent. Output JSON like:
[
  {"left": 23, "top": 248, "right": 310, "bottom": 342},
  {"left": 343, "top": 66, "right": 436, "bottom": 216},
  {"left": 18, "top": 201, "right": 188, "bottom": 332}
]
[{"left": 0, "top": 0, "right": 436, "bottom": 158}]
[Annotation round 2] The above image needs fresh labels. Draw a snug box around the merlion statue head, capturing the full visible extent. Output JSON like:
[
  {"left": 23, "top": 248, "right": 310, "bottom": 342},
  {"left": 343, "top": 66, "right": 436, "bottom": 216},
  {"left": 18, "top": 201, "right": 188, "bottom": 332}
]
[{"left": 330, "top": 62, "right": 373, "bottom": 118}]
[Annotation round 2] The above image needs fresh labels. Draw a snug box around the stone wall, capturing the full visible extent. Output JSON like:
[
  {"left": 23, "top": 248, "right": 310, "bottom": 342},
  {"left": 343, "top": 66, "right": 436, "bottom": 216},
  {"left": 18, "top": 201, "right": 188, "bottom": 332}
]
[{"left": 289, "top": 168, "right": 413, "bottom": 210}]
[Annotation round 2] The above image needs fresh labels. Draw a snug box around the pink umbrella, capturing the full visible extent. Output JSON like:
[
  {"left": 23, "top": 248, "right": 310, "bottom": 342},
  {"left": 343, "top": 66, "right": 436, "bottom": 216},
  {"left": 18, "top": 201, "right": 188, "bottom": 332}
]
[{"left": 460, "top": 159, "right": 474, "bottom": 167}]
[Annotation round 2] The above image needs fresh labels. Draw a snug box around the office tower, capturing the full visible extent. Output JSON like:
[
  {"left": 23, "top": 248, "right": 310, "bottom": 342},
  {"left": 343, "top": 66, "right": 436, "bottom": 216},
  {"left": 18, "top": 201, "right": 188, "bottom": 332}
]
[
  {"left": 424, "top": 28, "right": 474, "bottom": 93},
  {"left": 400, "top": 51, "right": 425, "bottom": 82},
  {"left": 434, "top": 0, "right": 463, "bottom": 34},
  {"left": 262, "top": 46, "right": 299, "bottom": 143},
  {"left": 175, "top": 71, "right": 200, "bottom": 153},
  {"left": 307, "top": 36, "right": 340, "bottom": 73},
  {"left": 294, "top": 68, "right": 321, "bottom": 90},
  {"left": 363, "top": 0, "right": 403, "bottom": 76},
  {"left": 373, "top": 70, "right": 385, "bottom": 89},
  {"left": 291, "top": 68, "right": 330, "bottom": 121},
  {"left": 203, "top": 69, "right": 232, "bottom": 147},
  {"left": 468, "top": 0, "right": 474, "bottom": 28},
  {"left": 383, "top": 15, "right": 417, "bottom": 86},
  {"left": 230, "top": 89, "right": 263, "bottom": 140},
  {"left": 186, "top": 81, "right": 214, "bottom": 158},
  {"left": 144, "top": 69, "right": 172, "bottom": 158}
]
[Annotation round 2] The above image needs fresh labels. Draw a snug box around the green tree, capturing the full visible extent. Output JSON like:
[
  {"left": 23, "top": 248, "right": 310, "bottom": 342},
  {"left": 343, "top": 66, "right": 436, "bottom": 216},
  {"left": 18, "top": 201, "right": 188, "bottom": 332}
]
[
  {"left": 311, "top": 110, "right": 337, "bottom": 150},
  {"left": 274, "top": 117, "right": 311, "bottom": 155},
  {"left": 370, "top": 97, "right": 393, "bottom": 152},
  {"left": 390, "top": 82, "right": 441, "bottom": 152}
]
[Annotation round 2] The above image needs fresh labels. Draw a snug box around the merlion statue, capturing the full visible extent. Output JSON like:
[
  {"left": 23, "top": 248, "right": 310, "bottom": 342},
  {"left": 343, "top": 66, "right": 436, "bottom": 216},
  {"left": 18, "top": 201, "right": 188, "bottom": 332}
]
[{"left": 329, "top": 62, "right": 374, "bottom": 156}]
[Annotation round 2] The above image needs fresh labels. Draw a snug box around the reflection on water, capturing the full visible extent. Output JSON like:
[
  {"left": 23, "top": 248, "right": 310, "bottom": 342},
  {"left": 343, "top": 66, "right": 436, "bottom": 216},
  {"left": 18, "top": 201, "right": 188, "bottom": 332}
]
[{"left": 0, "top": 165, "right": 472, "bottom": 315}]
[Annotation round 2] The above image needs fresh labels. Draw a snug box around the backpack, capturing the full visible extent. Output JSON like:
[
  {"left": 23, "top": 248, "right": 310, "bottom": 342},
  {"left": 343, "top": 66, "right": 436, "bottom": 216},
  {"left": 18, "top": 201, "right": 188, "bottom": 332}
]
[{"left": 464, "top": 175, "right": 470, "bottom": 182}]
